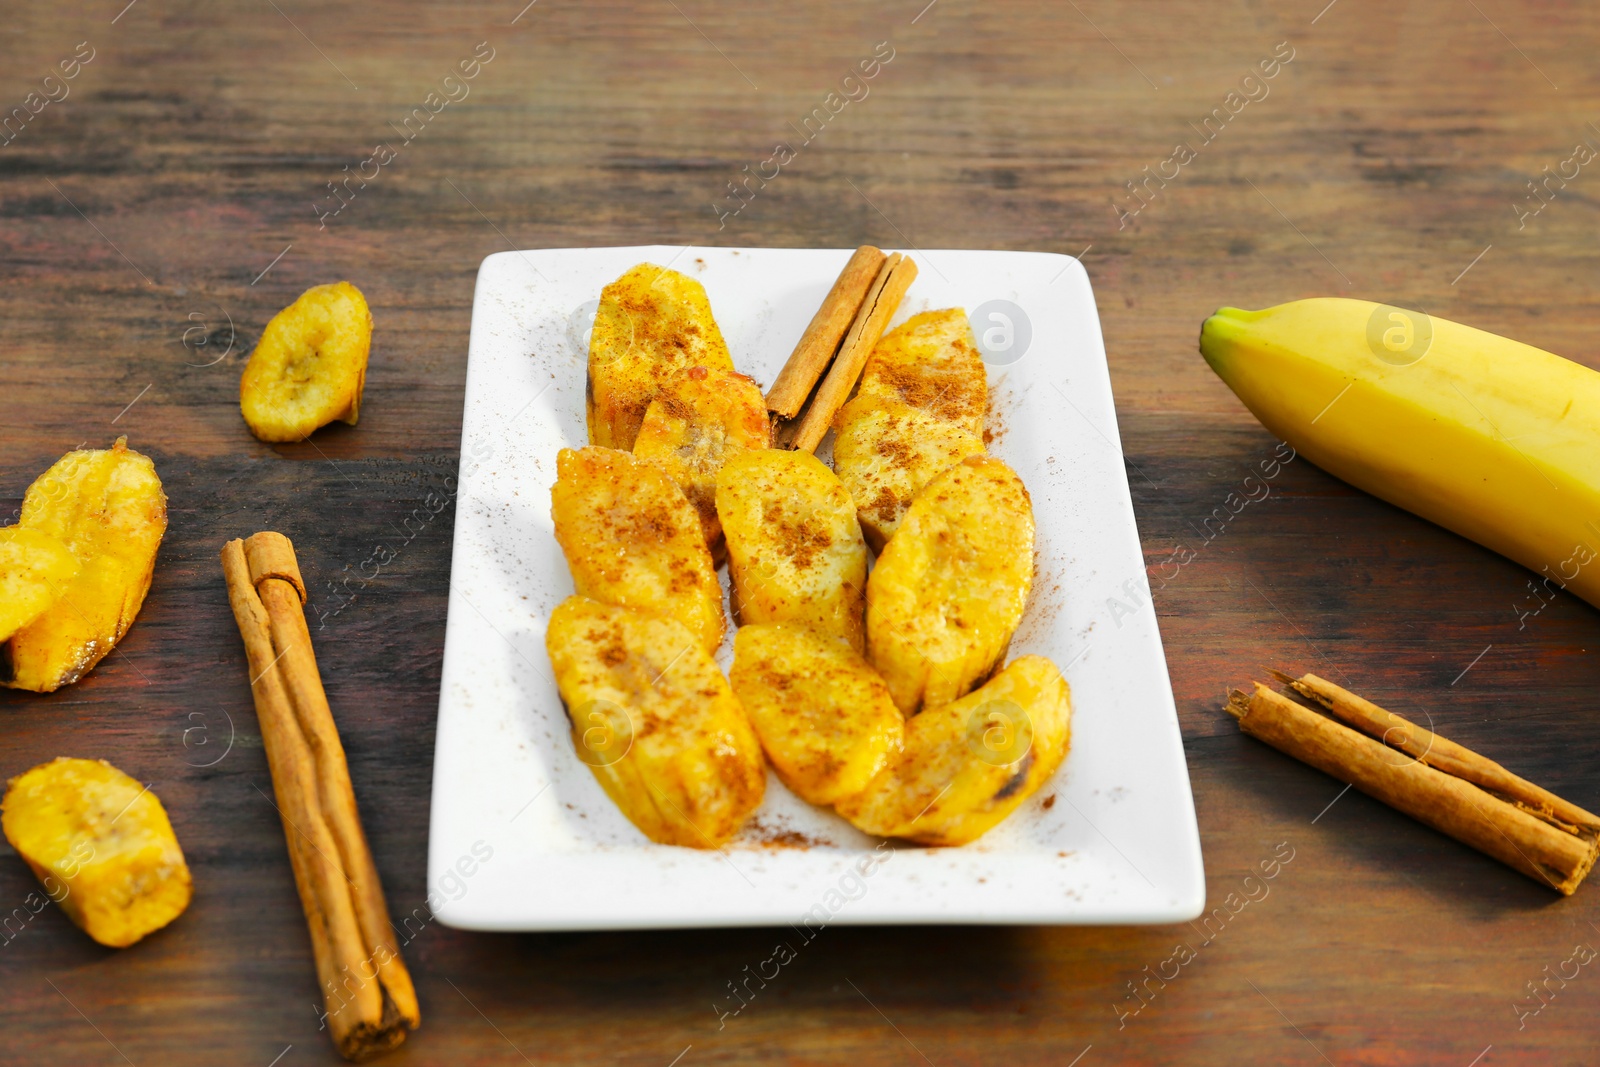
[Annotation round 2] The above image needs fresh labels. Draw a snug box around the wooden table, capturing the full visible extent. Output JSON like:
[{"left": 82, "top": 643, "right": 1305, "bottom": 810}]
[{"left": 4, "top": 1, "right": 1599, "bottom": 1063}]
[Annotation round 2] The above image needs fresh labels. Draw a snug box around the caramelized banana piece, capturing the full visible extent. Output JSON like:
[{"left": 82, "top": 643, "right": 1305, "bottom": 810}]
[
  {"left": 551, "top": 446, "right": 724, "bottom": 652},
  {"left": 2, "top": 757, "right": 192, "bottom": 947},
  {"left": 5, "top": 438, "right": 167, "bottom": 692},
  {"left": 716, "top": 449, "right": 867, "bottom": 653},
  {"left": 866, "top": 455, "right": 1033, "bottom": 715},
  {"left": 0, "top": 528, "right": 80, "bottom": 643},
  {"left": 849, "top": 308, "right": 987, "bottom": 436},
  {"left": 729, "top": 624, "right": 903, "bottom": 806},
  {"left": 546, "top": 597, "right": 764, "bottom": 848},
  {"left": 836, "top": 656, "right": 1070, "bottom": 846},
  {"left": 587, "top": 263, "right": 734, "bottom": 450},
  {"left": 832, "top": 398, "right": 986, "bottom": 553},
  {"left": 240, "top": 281, "right": 372, "bottom": 442},
  {"left": 632, "top": 367, "right": 770, "bottom": 563}
]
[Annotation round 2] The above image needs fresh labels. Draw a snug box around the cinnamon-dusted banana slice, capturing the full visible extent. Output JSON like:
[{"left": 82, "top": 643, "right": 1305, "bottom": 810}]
[
  {"left": 729, "top": 624, "right": 903, "bottom": 806},
  {"left": 0, "top": 528, "right": 80, "bottom": 644},
  {"left": 2, "top": 757, "right": 192, "bottom": 946},
  {"left": 831, "top": 398, "right": 985, "bottom": 553},
  {"left": 632, "top": 367, "right": 770, "bottom": 563},
  {"left": 546, "top": 596, "right": 765, "bottom": 848},
  {"left": 716, "top": 449, "right": 867, "bottom": 653},
  {"left": 587, "top": 264, "right": 734, "bottom": 450},
  {"left": 240, "top": 281, "right": 372, "bottom": 442},
  {"left": 836, "top": 656, "right": 1070, "bottom": 846},
  {"left": 866, "top": 455, "right": 1033, "bottom": 715},
  {"left": 848, "top": 308, "right": 987, "bottom": 436},
  {"left": 551, "top": 446, "right": 724, "bottom": 652},
  {"left": 5, "top": 438, "right": 167, "bottom": 693}
]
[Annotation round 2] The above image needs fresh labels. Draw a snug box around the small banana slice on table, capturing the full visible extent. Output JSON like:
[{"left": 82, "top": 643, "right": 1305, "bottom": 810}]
[
  {"left": 867, "top": 454, "right": 1033, "bottom": 715},
  {"left": 2, "top": 757, "right": 192, "bottom": 947},
  {"left": 4, "top": 437, "right": 167, "bottom": 693},
  {"left": 716, "top": 448, "right": 868, "bottom": 653},
  {"left": 240, "top": 281, "right": 372, "bottom": 442},
  {"left": 729, "top": 624, "right": 903, "bottom": 806},
  {"left": 546, "top": 596, "right": 765, "bottom": 848},
  {"left": 632, "top": 366, "right": 770, "bottom": 563},
  {"left": 836, "top": 656, "right": 1070, "bottom": 846}
]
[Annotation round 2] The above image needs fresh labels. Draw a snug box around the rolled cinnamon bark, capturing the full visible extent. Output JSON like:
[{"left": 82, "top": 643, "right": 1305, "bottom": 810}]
[
  {"left": 787, "top": 252, "right": 918, "bottom": 453},
  {"left": 1227, "top": 681, "right": 1599, "bottom": 895},
  {"left": 1281, "top": 671, "right": 1600, "bottom": 833},
  {"left": 766, "top": 245, "right": 886, "bottom": 420},
  {"left": 222, "top": 532, "right": 419, "bottom": 1060}
]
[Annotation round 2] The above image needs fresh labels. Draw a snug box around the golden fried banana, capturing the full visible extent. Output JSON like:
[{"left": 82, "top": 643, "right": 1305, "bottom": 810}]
[
  {"left": 836, "top": 656, "right": 1070, "bottom": 845},
  {"left": 0, "top": 528, "right": 80, "bottom": 643},
  {"left": 716, "top": 449, "right": 867, "bottom": 653},
  {"left": 551, "top": 446, "right": 724, "bottom": 652},
  {"left": 5, "top": 438, "right": 167, "bottom": 693},
  {"left": 848, "top": 308, "right": 987, "bottom": 436},
  {"left": 587, "top": 264, "right": 734, "bottom": 450},
  {"left": 2, "top": 757, "right": 192, "bottom": 947},
  {"left": 240, "top": 281, "right": 372, "bottom": 442},
  {"left": 866, "top": 455, "right": 1033, "bottom": 714},
  {"left": 831, "top": 398, "right": 986, "bottom": 553},
  {"left": 729, "top": 624, "right": 903, "bottom": 806},
  {"left": 546, "top": 596, "right": 764, "bottom": 848},
  {"left": 632, "top": 366, "right": 770, "bottom": 563}
]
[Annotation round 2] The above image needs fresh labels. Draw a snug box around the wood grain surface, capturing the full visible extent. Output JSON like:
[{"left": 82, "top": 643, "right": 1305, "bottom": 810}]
[{"left": 4, "top": 1, "right": 1600, "bottom": 1064}]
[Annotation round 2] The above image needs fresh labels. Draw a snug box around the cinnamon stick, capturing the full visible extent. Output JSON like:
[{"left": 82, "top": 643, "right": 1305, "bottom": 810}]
[
  {"left": 786, "top": 252, "right": 918, "bottom": 453},
  {"left": 1227, "top": 680, "right": 1599, "bottom": 894},
  {"left": 1279, "top": 670, "right": 1600, "bottom": 833},
  {"left": 766, "top": 245, "right": 886, "bottom": 420},
  {"left": 222, "top": 532, "right": 419, "bottom": 1060}
]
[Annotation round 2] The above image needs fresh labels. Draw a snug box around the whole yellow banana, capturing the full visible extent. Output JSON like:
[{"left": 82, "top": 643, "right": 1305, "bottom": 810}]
[{"left": 1199, "top": 298, "right": 1600, "bottom": 609}]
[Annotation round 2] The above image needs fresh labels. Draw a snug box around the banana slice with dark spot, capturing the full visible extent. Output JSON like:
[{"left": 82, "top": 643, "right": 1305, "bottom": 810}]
[{"left": 836, "top": 656, "right": 1070, "bottom": 846}]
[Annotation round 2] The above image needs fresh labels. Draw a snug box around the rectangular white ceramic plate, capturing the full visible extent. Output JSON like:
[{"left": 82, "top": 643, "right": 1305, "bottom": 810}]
[{"left": 428, "top": 246, "right": 1204, "bottom": 930}]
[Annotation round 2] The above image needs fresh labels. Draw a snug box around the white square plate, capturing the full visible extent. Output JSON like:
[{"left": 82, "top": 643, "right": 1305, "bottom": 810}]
[{"left": 427, "top": 246, "right": 1204, "bottom": 930}]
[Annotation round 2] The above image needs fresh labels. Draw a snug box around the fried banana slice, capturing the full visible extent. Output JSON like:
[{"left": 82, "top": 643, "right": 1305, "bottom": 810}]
[
  {"left": 587, "top": 263, "right": 734, "bottom": 450},
  {"left": 240, "top": 281, "right": 372, "bottom": 442},
  {"left": 832, "top": 398, "right": 986, "bottom": 553},
  {"left": 632, "top": 367, "right": 770, "bottom": 563},
  {"left": 729, "top": 624, "right": 903, "bottom": 806},
  {"left": 0, "top": 528, "right": 80, "bottom": 643},
  {"left": 867, "top": 455, "right": 1033, "bottom": 715},
  {"left": 2, "top": 757, "right": 192, "bottom": 947},
  {"left": 5, "top": 438, "right": 167, "bottom": 693},
  {"left": 836, "top": 656, "right": 1070, "bottom": 846},
  {"left": 546, "top": 596, "right": 764, "bottom": 848},
  {"left": 849, "top": 308, "right": 987, "bottom": 436},
  {"left": 716, "top": 449, "right": 867, "bottom": 653},
  {"left": 551, "top": 446, "right": 724, "bottom": 652}
]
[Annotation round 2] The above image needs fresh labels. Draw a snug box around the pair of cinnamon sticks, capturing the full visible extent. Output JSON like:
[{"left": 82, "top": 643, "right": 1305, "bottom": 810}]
[
  {"left": 767, "top": 245, "right": 918, "bottom": 451},
  {"left": 222, "top": 533, "right": 419, "bottom": 1061},
  {"left": 1229, "top": 672, "right": 1600, "bottom": 894}
]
